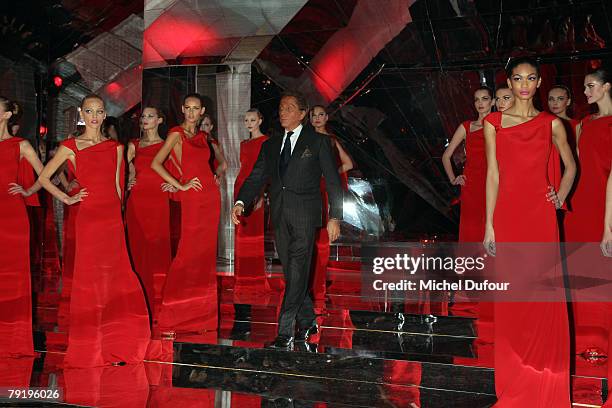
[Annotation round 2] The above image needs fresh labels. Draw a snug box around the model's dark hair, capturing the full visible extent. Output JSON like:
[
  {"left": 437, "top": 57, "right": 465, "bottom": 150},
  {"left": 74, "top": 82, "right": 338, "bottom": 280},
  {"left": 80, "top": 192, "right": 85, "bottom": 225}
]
[
  {"left": 505, "top": 56, "right": 540, "bottom": 78},
  {"left": 0, "top": 96, "right": 21, "bottom": 135},
  {"left": 549, "top": 84, "right": 572, "bottom": 99},
  {"left": 183, "top": 93, "right": 204, "bottom": 106},
  {"left": 281, "top": 90, "right": 308, "bottom": 112},
  {"left": 246, "top": 108, "right": 264, "bottom": 120},
  {"left": 588, "top": 66, "right": 612, "bottom": 96},
  {"left": 310, "top": 104, "right": 328, "bottom": 114},
  {"left": 80, "top": 93, "right": 105, "bottom": 108},
  {"left": 474, "top": 86, "right": 494, "bottom": 99}
]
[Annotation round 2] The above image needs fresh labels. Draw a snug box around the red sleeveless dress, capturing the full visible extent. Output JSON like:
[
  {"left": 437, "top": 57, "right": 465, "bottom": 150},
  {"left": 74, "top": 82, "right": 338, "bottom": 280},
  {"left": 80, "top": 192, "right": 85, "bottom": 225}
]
[
  {"left": 234, "top": 135, "right": 270, "bottom": 301},
  {"left": 0, "top": 137, "right": 34, "bottom": 357},
  {"left": 57, "top": 163, "right": 79, "bottom": 333},
  {"left": 61, "top": 138, "right": 150, "bottom": 367},
  {"left": 484, "top": 111, "right": 570, "bottom": 407},
  {"left": 312, "top": 140, "right": 348, "bottom": 305},
  {"left": 459, "top": 120, "right": 486, "bottom": 242},
  {"left": 563, "top": 115, "right": 612, "bottom": 403},
  {"left": 126, "top": 140, "right": 171, "bottom": 327},
  {"left": 565, "top": 115, "right": 612, "bottom": 240},
  {"left": 157, "top": 127, "right": 220, "bottom": 333}
]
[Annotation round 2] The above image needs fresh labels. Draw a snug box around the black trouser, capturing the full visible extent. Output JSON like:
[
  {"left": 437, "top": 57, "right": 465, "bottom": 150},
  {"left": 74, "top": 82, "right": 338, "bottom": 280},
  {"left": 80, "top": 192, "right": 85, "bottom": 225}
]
[{"left": 274, "top": 211, "right": 318, "bottom": 337}]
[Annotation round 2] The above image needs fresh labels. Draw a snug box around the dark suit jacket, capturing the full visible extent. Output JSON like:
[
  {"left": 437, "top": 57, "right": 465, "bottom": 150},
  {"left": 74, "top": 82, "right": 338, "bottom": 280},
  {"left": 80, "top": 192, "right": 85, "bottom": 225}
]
[{"left": 236, "top": 125, "right": 343, "bottom": 228}]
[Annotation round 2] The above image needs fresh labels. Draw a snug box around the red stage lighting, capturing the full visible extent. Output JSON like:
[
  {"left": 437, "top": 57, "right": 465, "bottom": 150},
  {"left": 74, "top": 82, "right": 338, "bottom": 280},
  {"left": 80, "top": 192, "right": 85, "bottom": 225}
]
[
  {"left": 53, "top": 76, "right": 63, "bottom": 87},
  {"left": 39, "top": 125, "right": 48, "bottom": 136}
]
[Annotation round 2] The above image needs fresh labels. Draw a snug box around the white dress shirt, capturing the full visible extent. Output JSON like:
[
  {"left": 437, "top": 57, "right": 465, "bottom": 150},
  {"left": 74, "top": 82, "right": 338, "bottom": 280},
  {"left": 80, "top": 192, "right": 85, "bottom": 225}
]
[{"left": 280, "top": 124, "right": 303, "bottom": 154}]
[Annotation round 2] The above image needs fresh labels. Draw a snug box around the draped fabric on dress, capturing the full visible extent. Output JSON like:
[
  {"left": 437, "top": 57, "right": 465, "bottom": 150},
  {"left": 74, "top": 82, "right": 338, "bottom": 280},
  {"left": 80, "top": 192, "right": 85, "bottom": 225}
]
[
  {"left": 61, "top": 138, "right": 149, "bottom": 367},
  {"left": 563, "top": 116, "right": 612, "bottom": 405},
  {"left": 126, "top": 140, "right": 171, "bottom": 328},
  {"left": 157, "top": 127, "right": 220, "bottom": 333},
  {"left": 0, "top": 137, "right": 34, "bottom": 357},
  {"left": 484, "top": 111, "right": 570, "bottom": 407},
  {"left": 234, "top": 135, "right": 270, "bottom": 301}
]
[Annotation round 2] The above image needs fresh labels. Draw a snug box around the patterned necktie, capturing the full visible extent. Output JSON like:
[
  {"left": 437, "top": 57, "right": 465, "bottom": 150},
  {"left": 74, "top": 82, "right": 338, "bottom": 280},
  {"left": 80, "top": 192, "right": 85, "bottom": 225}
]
[{"left": 279, "top": 131, "right": 293, "bottom": 177}]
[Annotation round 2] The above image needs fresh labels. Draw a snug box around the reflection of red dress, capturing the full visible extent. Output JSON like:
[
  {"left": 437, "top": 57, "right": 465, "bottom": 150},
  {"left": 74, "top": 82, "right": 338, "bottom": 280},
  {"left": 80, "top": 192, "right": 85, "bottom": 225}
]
[
  {"left": 0, "top": 137, "right": 34, "bottom": 357},
  {"left": 157, "top": 127, "right": 220, "bottom": 333},
  {"left": 234, "top": 135, "right": 269, "bottom": 300},
  {"left": 126, "top": 140, "right": 171, "bottom": 326},
  {"left": 459, "top": 121, "right": 486, "bottom": 242},
  {"left": 484, "top": 111, "right": 570, "bottom": 407},
  {"left": 61, "top": 138, "right": 150, "bottom": 367}
]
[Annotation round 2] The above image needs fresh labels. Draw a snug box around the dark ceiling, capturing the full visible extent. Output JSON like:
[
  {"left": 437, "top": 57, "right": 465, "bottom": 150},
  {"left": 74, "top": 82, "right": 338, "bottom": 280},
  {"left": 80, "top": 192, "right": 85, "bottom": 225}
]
[{"left": 0, "top": 0, "right": 142, "bottom": 64}]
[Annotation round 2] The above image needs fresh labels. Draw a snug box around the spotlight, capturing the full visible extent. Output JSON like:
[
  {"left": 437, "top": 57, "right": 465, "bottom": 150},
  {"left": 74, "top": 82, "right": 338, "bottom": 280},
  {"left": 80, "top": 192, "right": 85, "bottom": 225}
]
[
  {"left": 39, "top": 125, "right": 48, "bottom": 136},
  {"left": 53, "top": 76, "right": 63, "bottom": 87}
]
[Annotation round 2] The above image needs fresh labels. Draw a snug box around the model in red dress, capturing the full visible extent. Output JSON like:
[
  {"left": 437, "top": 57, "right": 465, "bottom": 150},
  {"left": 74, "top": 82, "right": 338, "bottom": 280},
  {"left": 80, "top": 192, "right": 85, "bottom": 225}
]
[
  {"left": 234, "top": 108, "right": 270, "bottom": 301},
  {"left": 309, "top": 105, "right": 353, "bottom": 305},
  {"left": 151, "top": 93, "right": 221, "bottom": 335},
  {"left": 602, "top": 122, "right": 612, "bottom": 407},
  {"left": 441, "top": 88, "right": 494, "bottom": 320},
  {"left": 0, "top": 96, "right": 44, "bottom": 357},
  {"left": 200, "top": 114, "right": 228, "bottom": 179},
  {"left": 563, "top": 69, "right": 612, "bottom": 405},
  {"left": 442, "top": 87, "right": 494, "bottom": 242},
  {"left": 483, "top": 58, "right": 576, "bottom": 407},
  {"left": 38, "top": 95, "right": 150, "bottom": 367},
  {"left": 126, "top": 107, "right": 172, "bottom": 328}
]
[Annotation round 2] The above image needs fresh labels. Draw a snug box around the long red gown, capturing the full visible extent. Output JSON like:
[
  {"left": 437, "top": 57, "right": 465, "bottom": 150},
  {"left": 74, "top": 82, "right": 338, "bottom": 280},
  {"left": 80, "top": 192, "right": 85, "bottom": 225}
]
[
  {"left": 484, "top": 111, "right": 570, "bottom": 407},
  {"left": 0, "top": 137, "right": 34, "bottom": 357},
  {"left": 311, "top": 139, "right": 348, "bottom": 305},
  {"left": 452, "top": 121, "right": 488, "bottom": 319},
  {"left": 564, "top": 115, "right": 612, "bottom": 404},
  {"left": 126, "top": 140, "right": 171, "bottom": 327},
  {"left": 156, "top": 127, "right": 220, "bottom": 333},
  {"left": 459, "top": 120, "right": 486, "bottom": 242},
  {"left": 234, "top": 135, "right": 270, "bottom": 301},
  {"left": 61, "top": 138, "right": 150, "bottom": 367},
  {"left": 58, "top": 164, "right": 79, "bottom": 332}
]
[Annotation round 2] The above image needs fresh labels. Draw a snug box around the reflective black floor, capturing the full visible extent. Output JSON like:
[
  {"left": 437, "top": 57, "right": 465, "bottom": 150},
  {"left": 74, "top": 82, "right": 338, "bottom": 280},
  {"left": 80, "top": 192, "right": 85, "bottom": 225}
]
[{"left": 7, "top": 264, "right": 606, "bottom": 407}]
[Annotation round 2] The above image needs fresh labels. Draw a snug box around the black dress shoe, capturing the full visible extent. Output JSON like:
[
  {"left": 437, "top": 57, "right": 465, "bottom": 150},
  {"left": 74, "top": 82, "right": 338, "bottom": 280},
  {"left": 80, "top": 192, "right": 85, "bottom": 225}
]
[
  {"left": 267, "top": 335, "right": 294, "bottom": 349},
  {"left": 295, "top": 324, "right": 318, "bottom": 342}
]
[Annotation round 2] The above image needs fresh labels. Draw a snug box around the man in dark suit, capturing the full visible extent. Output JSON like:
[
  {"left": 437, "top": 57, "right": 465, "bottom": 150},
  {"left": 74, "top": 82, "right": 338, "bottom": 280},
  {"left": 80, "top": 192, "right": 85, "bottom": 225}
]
[{"left": 231, "top": 91, "right": 343, "bottom": 349}]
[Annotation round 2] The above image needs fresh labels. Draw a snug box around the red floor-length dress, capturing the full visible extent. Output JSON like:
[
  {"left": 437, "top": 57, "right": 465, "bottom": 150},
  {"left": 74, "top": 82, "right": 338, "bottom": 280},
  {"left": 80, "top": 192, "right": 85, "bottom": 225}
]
[
  {"left": 234, "top": 135, "right": 269, "bottom": 302},
  {"left": 311, "top": 139, "right": 348, "bottom": 305},
  {"left": 458, "top": 120, "right": 486, "bottom": 242},
  {"left": 157, "top": 127, "right": 221, "bottom": 333},
  {"left": 126, "top": 140, "right": 171, "bottom": 326},
  {"left": 564, "top": 115, "right": 612, "bottom": 404},
  {"left": 0, "top": 137, "right": 34, "bottom": 357},
  {"left": 58, "top": 164, "right": 79, "bottom": 333},
  {"left": 61, "top": 138, "right": 150, "bottom": 367},
  {"left": 484, "top": 111, "right": 570, "bottom": 407},
  {"left": 451, "top": 121, "right": 488, "bottom": 319}
]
